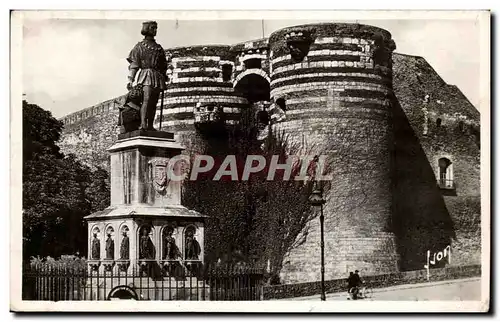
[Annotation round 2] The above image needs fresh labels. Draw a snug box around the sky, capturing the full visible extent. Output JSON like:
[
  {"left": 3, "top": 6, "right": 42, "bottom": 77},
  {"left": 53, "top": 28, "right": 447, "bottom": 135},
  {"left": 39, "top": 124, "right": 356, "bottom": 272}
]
[{"left": 22, "top": 17, "right": 482, "bottom": 118}]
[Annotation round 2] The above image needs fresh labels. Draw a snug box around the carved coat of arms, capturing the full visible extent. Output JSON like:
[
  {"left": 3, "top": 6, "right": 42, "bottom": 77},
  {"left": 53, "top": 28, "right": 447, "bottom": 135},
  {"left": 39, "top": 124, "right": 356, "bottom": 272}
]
[{"left": 149, "top": 159, "right": 171, "bottom": 194}]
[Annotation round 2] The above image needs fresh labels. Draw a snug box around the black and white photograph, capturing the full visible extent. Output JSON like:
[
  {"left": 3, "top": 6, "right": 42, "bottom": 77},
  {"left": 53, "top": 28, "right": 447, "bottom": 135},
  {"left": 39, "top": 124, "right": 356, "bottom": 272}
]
[{"left": 10, "top": 10, "right": 490, "bottom": 312}]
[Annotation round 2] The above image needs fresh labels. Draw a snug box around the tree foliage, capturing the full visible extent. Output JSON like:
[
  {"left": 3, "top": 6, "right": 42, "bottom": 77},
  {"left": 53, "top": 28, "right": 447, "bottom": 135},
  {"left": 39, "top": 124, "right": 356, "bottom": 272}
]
[{"left": 22, "top": 100, "right": 110, "bottom": 259}]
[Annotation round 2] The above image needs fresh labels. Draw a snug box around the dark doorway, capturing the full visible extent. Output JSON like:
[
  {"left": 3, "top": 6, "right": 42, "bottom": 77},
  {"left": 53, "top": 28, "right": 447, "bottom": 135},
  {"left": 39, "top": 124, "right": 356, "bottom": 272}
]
[{"left": 234, "top": 73, "right": 270, "bottom": 104}]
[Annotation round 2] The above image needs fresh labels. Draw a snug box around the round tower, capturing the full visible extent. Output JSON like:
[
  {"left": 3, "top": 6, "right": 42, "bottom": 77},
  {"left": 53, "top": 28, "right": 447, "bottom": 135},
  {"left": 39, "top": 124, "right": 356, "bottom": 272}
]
[
  {"left": 269, "top": 23, "right": 399, "bottom": 283},
  {"left": 159, "top": 45, "right": 247, "bottom": 154}
]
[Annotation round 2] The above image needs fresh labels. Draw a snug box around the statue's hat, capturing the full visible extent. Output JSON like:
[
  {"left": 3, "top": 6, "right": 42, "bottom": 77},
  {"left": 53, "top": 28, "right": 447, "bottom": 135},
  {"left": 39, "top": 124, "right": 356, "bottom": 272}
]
[{"left": 141, "top": 21, "right": 158, "bottom": 35}]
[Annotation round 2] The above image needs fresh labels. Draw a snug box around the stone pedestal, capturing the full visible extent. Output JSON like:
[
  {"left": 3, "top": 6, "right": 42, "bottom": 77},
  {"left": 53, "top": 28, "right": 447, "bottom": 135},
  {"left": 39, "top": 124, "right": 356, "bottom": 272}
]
[
  {"left": 109, "top": 130, "right": 184, "bottom": 206},
  {"left": 85, "top": 131, "right": 206, "bottom": 276}
]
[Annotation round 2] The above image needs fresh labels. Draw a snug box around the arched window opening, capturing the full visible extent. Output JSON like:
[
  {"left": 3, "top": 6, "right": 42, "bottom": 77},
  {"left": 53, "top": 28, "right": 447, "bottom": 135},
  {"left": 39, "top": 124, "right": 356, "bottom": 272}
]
[
  {"left": 458, "top": 121, "right": 465, "bottom": 132},
  {"left": 438, "top": 158, "right": 454, "bottom": 189},
  {"left": 221, "top": 64, "right": 233, "bottom": 82},
  {"left": 436, "top": 118, "right": 442, "bottom": 127},
  {"left": 276, "top": 98, "right": 286, "bottom": 112},
  {"left": 257, "top": 108, "right": 270, "bottom": 126}
]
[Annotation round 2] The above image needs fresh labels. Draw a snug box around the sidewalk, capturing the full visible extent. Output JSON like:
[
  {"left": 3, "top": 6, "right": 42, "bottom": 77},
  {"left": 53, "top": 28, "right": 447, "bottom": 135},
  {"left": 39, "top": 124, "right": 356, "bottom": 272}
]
[{"left": 273, "top": 277, "right": 481, "bottom": 301}]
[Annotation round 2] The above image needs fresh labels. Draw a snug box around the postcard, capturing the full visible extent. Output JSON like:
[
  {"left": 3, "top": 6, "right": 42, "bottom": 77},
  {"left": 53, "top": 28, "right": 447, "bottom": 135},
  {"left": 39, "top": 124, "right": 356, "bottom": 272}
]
[{"left": 10, "top": 9, "right": 490, "bottom": 312}]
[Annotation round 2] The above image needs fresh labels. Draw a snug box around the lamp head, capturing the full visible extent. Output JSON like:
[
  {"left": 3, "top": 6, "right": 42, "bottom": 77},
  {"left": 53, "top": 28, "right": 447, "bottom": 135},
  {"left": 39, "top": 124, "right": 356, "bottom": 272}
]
[{"left": 308, "top": 188, "right": 325, "bottom": 206}]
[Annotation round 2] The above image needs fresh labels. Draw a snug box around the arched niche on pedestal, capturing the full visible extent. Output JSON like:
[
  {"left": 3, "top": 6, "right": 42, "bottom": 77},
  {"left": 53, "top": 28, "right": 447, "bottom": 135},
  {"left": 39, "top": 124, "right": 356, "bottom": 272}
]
[
  {"left": 160, "top": 223, "right": 180, "bottom": 261},
  {"left": 182, "top": 224, "right": 202, "bottom": 261},
  {"left": 118, "top": 224, "right": 130, "bottom": 260},
  {"left": 137, "top": 224, "right": 156, "bottom": 260},
  {"left": 104, "top": 225, "right": 116, "bottom": 260},
  {"left": 90, "top": 226, "right": 102, "bottom": 260}
]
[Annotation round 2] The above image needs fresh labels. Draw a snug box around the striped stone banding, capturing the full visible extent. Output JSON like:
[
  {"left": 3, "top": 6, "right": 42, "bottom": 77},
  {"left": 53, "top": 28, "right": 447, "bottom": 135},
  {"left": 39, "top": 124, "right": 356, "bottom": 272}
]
[
  {"left": 271, "top": 53, "right": 291, "bottom": 64},
  {"left": 342, "top": 89, "right": 389, "bottom": 100},
  {"left": 165, "top": 90, "right": 244, "bottom": 98},
  {"left": 159, "top": 119, "right": 239, "bottom": 128},
  {"left": 230, "top": 39, "right": 269, "bottom": 53},
  {"left": 156, "top": 106, "right": 242, "bottom": 115},
  {"left": 163, "top": 102, "right": 248, "bottom": 109},
  {"left": 314, "top": 37, "right": 374, "bottom": 45},
  {"left": 285, "top": 105, "right": 389, "bottom": 116},
  {"left": 272, "top": 80, "right": 388, "bottom": 93},
  {"left": 167, "top": 81, "right": 233, "bottom": 89},
  {"left": 171, "top": 76, "right": 225, "bottom": 84},
  {"left": 166, "top": 86, "right": 235, "bottom": 94},
  {"left": 271, "top": 75, "right": 391, "bottom": 88},
  {"left": 307, "top": 49, "right": 365, "bottom": 57},
  {"left": 177, "top": 70, "right": 220, "bottom": 79},
  {"left": 163, "top": 95, "right": 248, "bottom": 105},
  {"left": 310, "top": 43, "right": 363, "bottom": 52},
  {"left": 174, "top": 67, "right": 220, "bottom": 73},
  {"left": 275, "top": 116, "right": 388, "bottom": 132},
  {"left": 283, "top": 102, "right": 390, "bottom": 115},
  {"left": 272, "top": 54, "right": 362, "bottom": 70},
  {"left": 271, "top": 66, "right": 387, "bottom": 80},
  {"left": 239, "top": 54, "right": 268, "bottom": 62},
  {"left": 271, "top": 82, "right": 390, "bottom": 97},
  {"left": 271, "top": 43, "right": 372, "bottom": 65},
  {"left": 219, "top": 60, "right": 235, "bottom": 66},
  {"left": 284, "top": 108, "right": 388, "bottom": 121},
  {"left": 154, "top": 111, "right": 242, "bottom": 122},
  {"left": 171, "top": 56, "right": 221, "bottom": 63},
  {"left": 271, "top": 49, "right": 368, "bottom": 65},
  {"left": 174, "top": 60, "right": 221, "bottom": 69},
  {"left": 284, "top": 96, "right": 390, "bottom": 108}
]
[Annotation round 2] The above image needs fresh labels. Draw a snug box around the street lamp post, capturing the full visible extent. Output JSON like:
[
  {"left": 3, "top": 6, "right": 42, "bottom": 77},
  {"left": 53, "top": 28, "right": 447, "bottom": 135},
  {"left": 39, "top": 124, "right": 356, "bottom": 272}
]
[{"left": 309, "top": 185, "right": 326, "bottom": 301}]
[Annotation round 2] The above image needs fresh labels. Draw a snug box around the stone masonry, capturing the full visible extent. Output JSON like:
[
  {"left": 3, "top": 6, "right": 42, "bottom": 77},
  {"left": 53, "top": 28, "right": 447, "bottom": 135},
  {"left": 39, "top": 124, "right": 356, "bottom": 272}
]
[{"left": 58, "top": 22, "right": 481, "bottom": 284}]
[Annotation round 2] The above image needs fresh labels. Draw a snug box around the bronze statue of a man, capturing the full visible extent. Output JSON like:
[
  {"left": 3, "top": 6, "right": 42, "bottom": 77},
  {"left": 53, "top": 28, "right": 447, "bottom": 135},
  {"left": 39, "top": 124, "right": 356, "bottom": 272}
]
[
  {"left": 127, "top": 21, "right": 168, "bottom": 131},
  {"left": 185, "top": 230, "right": 201, "bottom": 260},
  {"left": 139, "top": 227, "right": 156, "bottom": 260},
  {"left": 120, "top": 231, "right": 130, "bottom": 260},
  {"left": 91, "top": 233, "right": 100, "bottom": 260},
  {"left": 105, "top": 233, "right": 115, "bottom": 260},
  {"left": 163, "top": 227, "right": 180, "bottom": 260}
]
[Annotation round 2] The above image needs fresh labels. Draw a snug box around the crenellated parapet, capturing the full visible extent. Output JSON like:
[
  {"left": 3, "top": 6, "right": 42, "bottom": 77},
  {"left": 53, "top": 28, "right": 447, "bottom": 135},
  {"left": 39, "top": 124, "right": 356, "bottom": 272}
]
[{"left": 61, "top": 95, "right": 126, "bottom": 127}]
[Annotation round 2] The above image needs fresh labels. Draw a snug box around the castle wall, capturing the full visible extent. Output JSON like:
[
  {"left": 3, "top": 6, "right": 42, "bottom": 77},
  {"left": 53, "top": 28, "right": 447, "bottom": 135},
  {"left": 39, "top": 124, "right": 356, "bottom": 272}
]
[
  {"left": 59, "top": 97, "right": 125, "bottom": 170},
  {"left": 57, "top": 23, "right": 482, "bottom": 284},
  {"left": 230, "top": 38, "right": 270, "bottom": 81},
  {"left": 268, "top": 23, "right": 399, "bottom": 283},
  {"left": 391, "top": 53, "right": 481, "bottom": 271},
  {"left": 161, "top": 45, "right": 247, "bottom": 155}
]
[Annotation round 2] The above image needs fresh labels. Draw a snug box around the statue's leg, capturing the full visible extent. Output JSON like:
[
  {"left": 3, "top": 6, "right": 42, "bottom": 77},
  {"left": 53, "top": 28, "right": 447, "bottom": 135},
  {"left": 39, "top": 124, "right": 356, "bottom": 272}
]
[
  {"left": 147, "top": 88, "right": 161, "bottom": 130},
  {"left": 140, "top": 85, "right": 153, "bottom": 130}
]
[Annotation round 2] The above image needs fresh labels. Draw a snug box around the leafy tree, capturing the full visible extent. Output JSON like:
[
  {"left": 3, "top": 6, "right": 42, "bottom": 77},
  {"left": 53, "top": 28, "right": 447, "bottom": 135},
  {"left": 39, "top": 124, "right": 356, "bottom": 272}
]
[{"left": 22, "top": 100, "right": 110, "bottom": 259}]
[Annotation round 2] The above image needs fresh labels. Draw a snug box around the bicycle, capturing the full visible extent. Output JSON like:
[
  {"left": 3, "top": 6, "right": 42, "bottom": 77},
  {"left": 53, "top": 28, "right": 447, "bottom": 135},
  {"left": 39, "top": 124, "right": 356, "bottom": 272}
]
[
  {"left": 347, "top": 286, "right": 360, "bottom": 300},
  {"left": 358, "top": 284, "right": 373, "bottom": 299}
]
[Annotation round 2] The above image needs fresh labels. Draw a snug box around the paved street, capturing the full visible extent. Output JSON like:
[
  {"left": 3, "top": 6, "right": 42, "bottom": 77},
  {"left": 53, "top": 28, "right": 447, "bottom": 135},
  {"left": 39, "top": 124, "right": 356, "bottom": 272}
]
[{"left": 278, "top": 277, "right": 481, "bottom": 301}]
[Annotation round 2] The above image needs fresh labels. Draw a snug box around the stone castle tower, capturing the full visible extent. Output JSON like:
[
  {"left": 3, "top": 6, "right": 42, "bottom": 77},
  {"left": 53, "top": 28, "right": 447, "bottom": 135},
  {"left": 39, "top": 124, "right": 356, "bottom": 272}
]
[{"left": 59, "top": 22, "right": 481, "bottom": 284}]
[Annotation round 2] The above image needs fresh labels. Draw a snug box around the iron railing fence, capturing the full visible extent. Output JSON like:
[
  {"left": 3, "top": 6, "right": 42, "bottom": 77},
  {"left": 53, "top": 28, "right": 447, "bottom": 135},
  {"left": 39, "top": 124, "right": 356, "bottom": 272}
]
[{"left": 22, "top": 261, "right": 266, "bottom": 301}]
